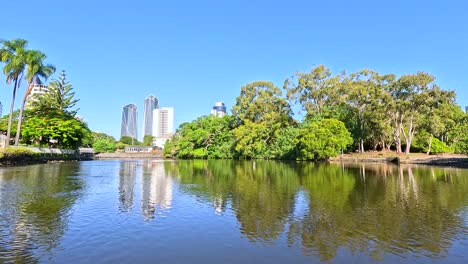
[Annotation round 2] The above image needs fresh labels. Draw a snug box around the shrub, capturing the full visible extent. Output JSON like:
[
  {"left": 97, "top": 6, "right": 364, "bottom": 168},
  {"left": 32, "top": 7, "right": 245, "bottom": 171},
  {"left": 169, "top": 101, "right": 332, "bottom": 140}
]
[{"left": 296, "top": 118, "right": 353, "bottom": 160}]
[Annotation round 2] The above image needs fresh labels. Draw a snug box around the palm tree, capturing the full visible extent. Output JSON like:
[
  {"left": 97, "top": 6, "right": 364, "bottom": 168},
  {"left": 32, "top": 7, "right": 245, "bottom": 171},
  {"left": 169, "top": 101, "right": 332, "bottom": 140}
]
[
  {"left": 14, "top": 50, "right": 55, "bottom": 145},
  {"left": 0, "top": 39, "right": 28, "bottom": 147}
]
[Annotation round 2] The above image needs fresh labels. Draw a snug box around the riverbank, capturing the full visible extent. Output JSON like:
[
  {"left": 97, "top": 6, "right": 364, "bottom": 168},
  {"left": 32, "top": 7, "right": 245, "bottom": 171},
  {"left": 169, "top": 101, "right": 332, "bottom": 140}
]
[
  {"left": 0, "top": 147, "right": 93, "bottom": 166},
  {"left": 329, "top": 152, "right": 468, "bottom": 168},
  {"left": 95, "top": 152, "right": 163, "bottom": 159}
]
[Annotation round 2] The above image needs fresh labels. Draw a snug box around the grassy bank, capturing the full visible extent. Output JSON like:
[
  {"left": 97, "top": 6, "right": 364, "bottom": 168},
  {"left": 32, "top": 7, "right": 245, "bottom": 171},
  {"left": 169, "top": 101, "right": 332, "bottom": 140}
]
[{"left": 0, "top": 147, "right": 89, "bottom": 166}]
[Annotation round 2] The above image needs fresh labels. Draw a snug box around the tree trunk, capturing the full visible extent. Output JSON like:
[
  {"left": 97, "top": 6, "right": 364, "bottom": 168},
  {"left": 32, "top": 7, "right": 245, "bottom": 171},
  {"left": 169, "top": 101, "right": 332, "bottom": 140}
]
[
  {"left": 14, "top": 84, "right": 32, "bottom": 146},
  {"left": 394, "top": 113, "right": 404, "bottom": 153},
  {"left": 5, "top": 78, "right": 19, "bottom": 148},
  {"left": 404, "top": 114, "right": 415, "bottom": 155},
  {"left": 426, "top": 134, "right": 433, "bottom": 155}
]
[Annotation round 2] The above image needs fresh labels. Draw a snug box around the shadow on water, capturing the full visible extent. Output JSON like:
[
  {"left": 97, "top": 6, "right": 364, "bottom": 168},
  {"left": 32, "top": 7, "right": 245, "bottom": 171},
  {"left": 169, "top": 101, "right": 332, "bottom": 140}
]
[
  {"left": 0, "top": 163, "right": 83, "bottom": 263},
  {"left": 164, "top": 160, "right": 468, "bottom": 262}
]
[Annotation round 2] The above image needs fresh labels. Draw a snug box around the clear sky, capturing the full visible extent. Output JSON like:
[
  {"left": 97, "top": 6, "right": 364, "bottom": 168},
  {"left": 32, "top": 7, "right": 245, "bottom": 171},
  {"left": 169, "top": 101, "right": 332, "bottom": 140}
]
[{"left": 1, "top": 0, "right": 467, "bottom": 139}]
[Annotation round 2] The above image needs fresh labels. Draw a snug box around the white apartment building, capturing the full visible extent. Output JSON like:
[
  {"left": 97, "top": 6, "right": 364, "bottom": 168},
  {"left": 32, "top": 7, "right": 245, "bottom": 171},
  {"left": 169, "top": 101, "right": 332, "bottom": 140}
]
[
  {"left": 152, "top": 107, "right": 174, "bottom": 148},
  {"left": 26, "top": 84, "right": 49, "bottom": 107}
]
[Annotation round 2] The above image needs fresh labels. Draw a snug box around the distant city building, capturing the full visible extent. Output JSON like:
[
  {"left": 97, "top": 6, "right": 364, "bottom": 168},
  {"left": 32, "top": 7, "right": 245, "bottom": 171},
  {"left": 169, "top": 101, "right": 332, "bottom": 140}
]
[
  {"left": 0, "top": 101, "right": 3, "bottom": 117},
  {"left": 142, "top": 95, "right": 159, "bottom": 139},
  {"left": 121, "top": 104, "right": 138, "bottom": 140},
  {"left": 210, "top": 101, "right": 227, "bottom": 117},
  {"left": 465, "top": 106, "right": 468, "bottom": 113},
  {"left": 152, "top": 107, "right": 174, "bottom": 148}
]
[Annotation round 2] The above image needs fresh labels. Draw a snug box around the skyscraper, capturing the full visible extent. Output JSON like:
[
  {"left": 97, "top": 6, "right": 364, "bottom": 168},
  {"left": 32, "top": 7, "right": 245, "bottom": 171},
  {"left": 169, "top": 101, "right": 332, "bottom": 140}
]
[
  {"left": 0, "top": 101, "right": 3, "bottom": 117},
  {"left": 210, "top": 101, "right": 227, "bottom": 117},
  {"left": 121, "top": 104, "right": 138, "bottom": 140},
  {"left": 153, "top": 107, "right": 174, "bottom": 148},
  {"left": 142, "top": 95, "right": 159, "bottom": 139}
]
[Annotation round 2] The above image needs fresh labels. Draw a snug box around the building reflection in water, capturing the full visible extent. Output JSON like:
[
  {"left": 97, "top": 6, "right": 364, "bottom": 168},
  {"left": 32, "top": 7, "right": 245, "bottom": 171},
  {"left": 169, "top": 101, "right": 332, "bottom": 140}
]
[
  {"left": 141, "top": 161, "right": 173, "bottom": 221},
  {"left": 118, "top": 161, "right": 137, "bottom": 212}
]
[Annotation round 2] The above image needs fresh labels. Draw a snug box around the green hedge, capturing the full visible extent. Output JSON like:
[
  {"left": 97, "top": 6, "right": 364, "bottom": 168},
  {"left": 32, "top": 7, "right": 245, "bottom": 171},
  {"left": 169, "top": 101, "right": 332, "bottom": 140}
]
[{"left": 0, "top": 147, "right": 83, "bottom": 166}]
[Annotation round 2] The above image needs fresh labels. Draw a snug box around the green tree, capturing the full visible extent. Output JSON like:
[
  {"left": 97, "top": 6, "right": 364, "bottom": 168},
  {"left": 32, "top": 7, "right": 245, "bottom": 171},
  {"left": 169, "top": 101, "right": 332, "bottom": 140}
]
[
  {"left": 164, "top": 115, "right": 234, "bottom": 159},
  {"left": 389, "top": 72, "right": 437, "bottom": 154},
  {"left": 416, "top": 87, "right": 457, "bottom": 154},
  {"left": 450, "top": 112, "right": 468, "bottom": 154},
  {"left": 232, "top": 81, "right": 292, "bottom": 125},
  {"left": 0, "top": 39, "right": 28, "bottom": 147},
  {"left": 119, "top": 136, "right": 140, "bottom": 145},
  {"left": 0, "top": 110, "right": 19, "bottom": 136},
  {"left": 345, "top": 70, "right": 395, "bottom": 152},
  {"left": 284, "top": 65, "right": 343, "bottom": 117},
  {"left": 21, "top": 109, "right": 90, "bottom": 149},
  {"left": 93, "top": 138, "right": 117, "bottom": 153},
  {"left": 142, "top": 135, "right": 154, "bottom": 146},
  {"left": 232, "top": 81, "right": 293, "bottom": 159},
  {"left": 31, "top": 70, "right": 78, "bottom": 115},
  {"left": 15, "top": 49, "right": 56, "bottom": 145},
  {"left": 296, "top": 118, "right": 353, "bottom": 160}
]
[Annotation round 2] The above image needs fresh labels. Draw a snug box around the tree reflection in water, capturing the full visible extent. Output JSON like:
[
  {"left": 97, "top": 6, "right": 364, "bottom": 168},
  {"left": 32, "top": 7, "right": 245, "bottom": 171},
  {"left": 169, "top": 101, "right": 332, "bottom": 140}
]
[
  {"left": 166, "top": 160, "right": 468, "bottom": 261},
  {"left": 0, "top": 163, "right": 83, "bottom": 263}
]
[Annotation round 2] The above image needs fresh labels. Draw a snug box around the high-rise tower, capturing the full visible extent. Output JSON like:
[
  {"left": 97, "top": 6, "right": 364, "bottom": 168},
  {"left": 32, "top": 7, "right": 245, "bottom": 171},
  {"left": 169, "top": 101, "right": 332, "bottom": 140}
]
[
  {"left": 210, "top": 102, "right": 227, "bottom": 117},
  {"left": 142, "top": 95, "right": 159, "bottom": 139},
  {"left": 153, "top": 107, "right": 174, "bottom": 148},
  {"left": 121, "top": 104, "right": 138, "bottom": 140}
]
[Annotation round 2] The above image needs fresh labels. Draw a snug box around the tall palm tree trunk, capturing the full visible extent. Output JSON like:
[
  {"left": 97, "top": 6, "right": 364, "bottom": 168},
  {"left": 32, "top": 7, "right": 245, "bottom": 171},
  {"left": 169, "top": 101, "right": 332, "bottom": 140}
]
[
  {"left": 14, "top": 84, "right": 32, "bottom": 145},
  {"left": 6, "top": 78, "right": 19, "bottom": 147}
]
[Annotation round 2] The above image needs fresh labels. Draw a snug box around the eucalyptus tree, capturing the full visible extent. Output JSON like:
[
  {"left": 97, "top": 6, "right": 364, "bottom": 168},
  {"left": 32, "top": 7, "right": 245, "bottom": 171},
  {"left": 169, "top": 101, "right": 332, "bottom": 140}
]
[
  {"left": 345, "top": 70, "right": 396, "bottom": 152},
  {"left": 231, "top": 81, "right": 293, "bottom": 159},
  {"left": 0, "top": 39, "right": 28, "bottom": 147},
  {"left": 14, "top": 50, "right": 55, "bottom": 145},
  {"left": 393, "top": 72, "right": 439, "bottom": 154},
  {"left": 232, "top": 81, "right": 292, "bottom": 125},
  {"left": 345, "top": 70, "right": 378, "bottom": 153},
  {"left": 284, "top": 65, "right": 344, "bottom": 118},
  {"left": 417, "top": 86, "right": 457, "bottom": 154}
]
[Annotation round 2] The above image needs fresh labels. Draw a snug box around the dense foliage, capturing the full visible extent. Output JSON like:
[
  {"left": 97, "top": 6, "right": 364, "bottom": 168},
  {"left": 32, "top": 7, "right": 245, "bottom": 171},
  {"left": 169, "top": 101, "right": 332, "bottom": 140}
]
[
  {"left": 164, "top": 115, "right": 234, "bottom": 159},
  {"left": 165, "top": 65, "right": 468, "bottom": 159},
  {"left": 87, "top": 132, "right": 117, "bottom": 153},
  {"left": 296, "top": 119, "right": 353, "bottom": 160},
  {"left": 0, "top": 39, "right": 99, "bottom": 150},
  {"left": 14, "top": 69, "right": 90, "bottom": 149},
  {"left": 21, "top": 109, "right": 90, "bottom": 149}
]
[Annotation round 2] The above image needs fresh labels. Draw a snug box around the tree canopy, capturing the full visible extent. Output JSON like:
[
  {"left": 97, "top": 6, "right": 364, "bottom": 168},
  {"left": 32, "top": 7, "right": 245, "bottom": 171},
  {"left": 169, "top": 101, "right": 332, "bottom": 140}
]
[{"left": 164, "top": 66, "right": 467, "bottom": 159}]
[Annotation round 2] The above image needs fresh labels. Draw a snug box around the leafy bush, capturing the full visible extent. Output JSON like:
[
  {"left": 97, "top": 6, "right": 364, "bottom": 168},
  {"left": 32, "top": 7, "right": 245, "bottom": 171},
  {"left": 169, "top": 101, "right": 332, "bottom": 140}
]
[
  {"left": 450, "top": 123, "right": 468, "bottom": 154},
  {"left": 93, "top": 138, "right": 117, "bottom": 153},
  {"left": 296, "top": 118, "right": 353, "bottom": 160},
  {"left": 412, "top": 131, "right": 451, "bottom": 154}
]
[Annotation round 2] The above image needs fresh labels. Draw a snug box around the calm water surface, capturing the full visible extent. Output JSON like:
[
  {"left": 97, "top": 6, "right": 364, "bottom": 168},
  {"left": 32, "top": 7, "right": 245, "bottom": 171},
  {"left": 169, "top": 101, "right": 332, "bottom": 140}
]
[{"left": 0, "top": 160, "right": 467, "bottom": 263}]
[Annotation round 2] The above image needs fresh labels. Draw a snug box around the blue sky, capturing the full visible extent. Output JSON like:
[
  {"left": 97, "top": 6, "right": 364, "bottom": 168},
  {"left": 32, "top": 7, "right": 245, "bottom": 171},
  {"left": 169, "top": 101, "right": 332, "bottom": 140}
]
[{"left": 1, "top": 0, "right": 467, "bottom": 139}]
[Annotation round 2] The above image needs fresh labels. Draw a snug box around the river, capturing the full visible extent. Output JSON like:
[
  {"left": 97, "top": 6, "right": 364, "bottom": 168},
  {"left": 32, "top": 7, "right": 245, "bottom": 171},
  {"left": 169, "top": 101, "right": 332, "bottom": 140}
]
[{"left": 1, "top": 160, "right": 467, "bottom": 263}]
